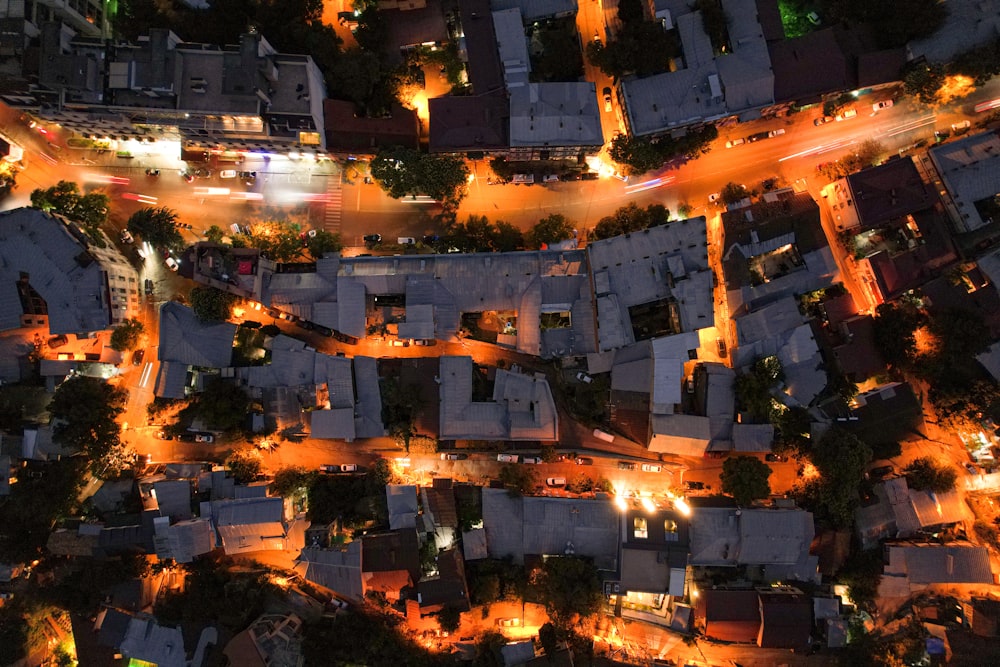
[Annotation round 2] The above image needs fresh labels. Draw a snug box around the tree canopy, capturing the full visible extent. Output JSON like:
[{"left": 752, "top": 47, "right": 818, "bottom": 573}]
[
  {"left": 872, "top": 302, "right": 925, "bottom": 369},
  {"left": 593, "top": 203, "right": 670, "bottom": 240},
  {"left": 109, "top": 318, "right": 144, "bottom": 352},
  {"left": 0, "top": 457, "right": 86, "bottom": 561},
  {"left": 798, "top": 428, "right": 872, "bottom": 528},
  {"left": 31, "top": 181, "right": 109, "bottom": 244},
  {"left": 191, "top": 377, "right": 249, "bottom": 432},
  {"left": 534, "top": 556, "right": 603, "bottom": 629},
  {"left": 441, "top": 215, "right": 523, "bottom": 253},
  {"left": 306, "top": 230, "right": 343, "bottom": 259},
  {"left": 735, "top": 356, "right": 784, "bottom": 423},
  {"left": 226, "top": 448, "right": 262, "bottom": 484},
  {"left": 231, "top": 218, "right": 307, "bottom": 262},
  {"left": 609, "top": 125, "right": 718, "bottom": 175},
  {"left": 370, "top": 148, "right": 470, "bottom": 208},
  {"left": 498, "top": 464, "right": 536, "bottom": 497},
  {"left": 586, "top": 0, "right": 677, "bottom": 78},
  {"left": 49, "top": 376, "right": 127, "bottom": 477},
  {"left": 127, "top": 206, "right": 184, "bottom": 251},
  {"left": 720, "top": 456, "right": 772, "bottom": 506},
  {"left": 189, "top": 286, "right": 236, "bottom": 323},
  {"left": 903, "top": 457, "right": 958, "bottom": 493},
  {"left": 526, "top": 214, "right": 574, "bottom": 249}
]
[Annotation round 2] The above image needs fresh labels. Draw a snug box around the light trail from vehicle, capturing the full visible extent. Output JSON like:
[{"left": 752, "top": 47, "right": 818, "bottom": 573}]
[
  {"left": 624, "top": 175, "right": 675, "bottom": 195},
  {"left": 884, "top": 114, "right": 937, "bottom": 137}
]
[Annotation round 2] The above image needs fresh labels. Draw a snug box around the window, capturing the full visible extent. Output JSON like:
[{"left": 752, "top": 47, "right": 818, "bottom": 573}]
[
  {"left": 633, "top": 517, "right": 648, "bottom": 539},
  {"left": 664, "top": 519, "right": 679, "bottom": 541}
]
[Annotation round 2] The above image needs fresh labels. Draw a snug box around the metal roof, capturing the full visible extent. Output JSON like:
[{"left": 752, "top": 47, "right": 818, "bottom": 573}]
[
  {"left": 157, "top": 301, "right": 236, "bottom": 368},
  {"left": 296, "top": 542, "right": 364, "bottom": 602}
]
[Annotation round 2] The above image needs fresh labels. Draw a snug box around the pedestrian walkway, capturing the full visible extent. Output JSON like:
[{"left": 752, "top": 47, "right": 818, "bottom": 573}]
[{"left": 323, "top": 172, "right": 343, "bottom": 233}]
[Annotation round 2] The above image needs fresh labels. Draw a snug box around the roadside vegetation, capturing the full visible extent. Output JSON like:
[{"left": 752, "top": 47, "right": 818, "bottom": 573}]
[{"left": 609, "top": 126, "right": 719, "bottom": 175}]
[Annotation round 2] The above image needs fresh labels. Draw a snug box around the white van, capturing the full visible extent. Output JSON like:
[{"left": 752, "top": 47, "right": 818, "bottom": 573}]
[
  {"left": 593, "top": 429, "right": 615, "bottom": 443},
  {"left": 398, "top": 237, "right": 416, "bottom": 245},
  {"left": 546, "top": 477, "right": 566, "bottom": 487}
]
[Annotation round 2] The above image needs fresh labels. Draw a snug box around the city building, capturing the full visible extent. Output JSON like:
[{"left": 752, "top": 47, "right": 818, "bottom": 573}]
[
  {"left": 223, "top": 613, "right": 304, "bottom": 667},
  {"left": 155, "top": 302, "right": 237, "bottom": 398},
  {"left": 928, "top": 130, "right": 1000, "bottom": 237},
  {"left": 879, "top": 544, "right": 995, "bottom": 599},
  {"left": 14, "top": 23, "right": 327, "bottom": 158},
  {"left": 0, "top": 208, "right": 139, "bottom": 336},
  {"left": 204, "top": 496, "right": 289, "bottom": 556},
  {"left": 855, "top": 476, "right": 973, "bottom": 549}
]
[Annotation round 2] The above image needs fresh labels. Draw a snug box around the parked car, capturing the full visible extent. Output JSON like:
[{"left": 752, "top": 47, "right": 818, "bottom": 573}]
[
  {"left": 951, "top": 120, "right": 972, "bottom": 134},
  {"left": 145, "top": 168, "right": 160, "bottom": 176},
  {"left": 685, "top": 480, "right": 705, "bottom": 490},
  {"left": 319, "top": 464, "right": 340, "bottom": 473},
  {"left": 542, "top": 174, "right": 559, "bottom": 183},
  {"left": 716, "top": 337, "right": 727, "bottom": 357},
  {"left": 341, "top": 464, "right": 358, "bottom": 472},
  {"left": 440, "top": 453, "right": 467, "bottom": 460},
  {"left": 155, "top": 431, "right": 173, "bottom": 440},
  {"left": 220, "top": 169, "right": 237, "bottom": 179},
  {"left": 872, "top": 100, "right": 894, "bottom": 112},
  {"left": 144, "top": 279, "right": 154, "bottom": 295},
  {"left": 48, "top": 334, "right": 69, "bottom": 348},
  {"left": 575, "top": 457, "right": 594, "bottom": 465},
  {"left": 560, "top": 172, "right": 581, "bottom": 181},
  {"left": 806, "top": 10, "right": 821, "bottom": 25},
  {"left": 423, "top": 235, "right": 440, "bottom": 244},
  {"left": 546, "top": 477, "right": 567, "bottom": 487},
  {"left": 765, "top": 453, "right": 787, "bottom": 462},
  {"left": 835, "top": 108, "right": 858, "bottom": 121},
  {"left": 498, "top": 618, "right": 521, "bottom": 627},
  {"left": 497, "top": 453, "right": 518, "bottom": 463},
  {"left": 397, "top": 237, "right": 416, "bottom": 245},
  {"left": 747, "top": 131, "right": 769, "bottom": 143},
  {"left": 194, "top": 434, "right": 214, "bottom": 443},
  {"left": 725, "top": 138, "right": 745, "bottom": 148},
  {"left": 865, "top": 464, "right": 894, "bottom": 480},
  {"left": 165, "top": 256, "right": 179, "bottom": 271},
  {"left": 576, "top": 372, "right": 593, "bottom": 384},
  {"left": 767, "top": 128, "right": 786, "bottom": 138},
  {"left": 363, "top": 234, "right": 382, "bottom": 244},
  {"left": 176, "top": 433, "right": 196, "bottom": 443},
  {"left": 602, "top": 87, "right": 613, "bottom": 113},
  {"left": 131, "top": 349, "right": 145, "bottom": 366},
  {"left": 641, "top": 463, "right": 662, "bottom": 473},
  {"left": 814, "top": 115, "right": 834, "bottom": 126},
  {"left": 521, "top": 456, "right": 542, "bottom": 464},
  {"left": 580, "top": 172, "right": 599, "bottom": 181},
  {"left": 618, "top": 461, "right": 637, "bottom": 471}
]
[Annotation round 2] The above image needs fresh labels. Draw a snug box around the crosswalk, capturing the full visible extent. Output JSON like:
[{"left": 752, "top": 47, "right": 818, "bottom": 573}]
[{"left": 323, "top": 172, "right": 343, "bottom": 233}]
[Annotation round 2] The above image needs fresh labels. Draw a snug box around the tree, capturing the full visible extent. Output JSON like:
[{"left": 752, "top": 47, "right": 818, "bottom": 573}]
[
  {"left": 526, "top": 214, "right": 574, "bottom": 249},
  {"left": 371, "top": 148, "right": 470, "bottom": 207},
  {"left": 193, "top": 377, "right": 249, "bottom": 431},
  {"left": 904, "top": 457, "right": 958, "bottom": 493},
  {"left": 49, "top": 376, "right": 126, "bottom": 476},
  {"left": 838, "top": 548, "right": 884, "bottom": 613},
  {"left": 226, "top": 449, "right": 262, "bottom": 484},
  {"left": 498, "top": 464, "right": 536, "bottom": 497},
  {"left": 189, "top": 286, "right": 236, "bottom": 322},
  {"left": 380, "top": 376, "right": 423, "bottom": 449},
  {"left": 473, "top": 630, "right": 507, "bottom": 667},
  {"left": 773, "top": 405, "right": 811, "bottom": 453},
  {"left": 720, "top": 456, "right": 772, "bottom": 506},
  {"left": 127, "top": 206, "right": 184, "bottom": 250},
  {"left": 109, "top": 318, "right": 144, "bottom": 352},
  {"left": 31, "top": 181, "right": 109, "bottom": 244},
  {"left": 799, "top": 428, "right": 872, "bottom": 528},
  {"left": 232, "top": 218, "right": 306, "bottom": 262},
  {"left": 593, "top": 202, "right": 670, "bottom": 240},
  {"left": 205, "top": 224, "right": 226, "bottom": 244},
  {"left": 531, "top": 20, "right": 584, "bottom": 82},
  {"left": 720, "top": 182, "right": 750, "bottom": 205},
  {"left": 437, "top": 605, "right": 462, "bottom": 634},
  {"left": 0, "top": 165, "right": 17, "bottom": 199},
  {"left": 734, "top": 356, "right": 783, "bottom": 423},
  {"left": 271, "top": 466, "right": 316, "bottom": 500},
  {"left": 538, "top": 622, "right": 560, "bottom": 657},
  {"left": 535, "top": 556, "right": 603, "bottom": 629},
  {"left": 872, "top": 302, "right": 925, "bottom": 369},
  {"left": 307, "top": 230, "right": 343, "bottom": 259},
  {"left": 492, "top": 220, "right": 524, "bottom": 252},
  {"left": 610, "top": 126, "right": 718, "bottom": 174}
]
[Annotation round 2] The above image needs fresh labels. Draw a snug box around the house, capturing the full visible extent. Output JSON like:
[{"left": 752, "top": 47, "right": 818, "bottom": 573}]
[
  {"left": 929, "top": 130, "right": 1000, "bottom": 236},
  {"left": 620, "top": 0, "right": 773, "bottom": 138},
  {"left": 908, "top": 0, "right": 1000, "bottom": 64},
  {"left": 206, "top": 497, "right": 288, "bottom": 556},
  {"left": 721, "top": 192, "right": 839, "bottom": 316},
  {"left": 757, "top": 589, "right": 813, "bottom": 650},
  {"left": 438, "top": 357, "right": 558, "bottom": 441},
  {"left": 699, "top": 589, "right": 761, "bottom": 642},
  {"left": 151, "top": 517, "right": 215, "bottom": 564},
  {"left": 856, "top": 475, "right": 973, "bottom": 549},
  {"left": 588, "top": 220, "right": 713, "bottom": 352},
  {"left": 295, "top": 541, "right": 364, "bottom": 603},
  {"left": 361, "top": 529, "right": 421, "bottom": 602},
  {"left": 223, "top": 613, "right": 303, "bottom": 667},
  {"left": 387, "top": 485, "right": 420, "bottom": 530},
  {"left": 879, "top": 544, "right": 995, "bottom": 598},
  {"left": 98, "top": 609, "right": 217, "bottom": 667},
  {"left": 155, "top": 302, "right": 237, "bottom": 398},
  {"left": 422, "top": 478, "right": 459, "bottom": 549},
  {"left": 323, "top": 99, "right": 419, "bottom": 154},
  {"left": 831, "top": 315, "right": 886, "bottom": 382},
  {"left": 415, "top": 547, "right": 470, "bottom": 615},
  {"left": 481, "top": 489, "right": 620, "bottom": 570},
  {"left": 689, "top": 505, "right": 818, "bottom": 582},
  {"left": 25, "top": 25, "right": 327, "bottom": 156},
  {"left": 0, "top": 208, "right": 139, "bottom": 335},
  {"left": 610, "top": 508, "right": 689, "bottom": 615}
]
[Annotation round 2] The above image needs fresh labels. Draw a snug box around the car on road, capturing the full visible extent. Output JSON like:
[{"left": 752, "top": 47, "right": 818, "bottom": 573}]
[
  {"left": 220, "top": 169, "right": 237, "bottom": 179},
  {"left": 767, "top": 128, "right": 786, "bottom": 138},
  {"left": 576, "top": 372, "right": 593, "bottom": 384},
  {"left": 194, "top": 434, "right": 214, "bottom": 443},
  {"left": 521, "top": 456, "right": 542, "bottom": 464},
  {"left": 165, "top": 256, "right": 179, "bottom": 271},
  {"left": 546, "top": 477, "right": 566, "bottom": 487},
  {"left": 602, "top": 87, "right": 613, "bottom": 113},
  {"left": 363, "top": 234, "right": 382, "bottom": 245},
  {"left": 716, "top": 338, "right": 727, "bottom": 357},
  {"left": 177, "top": 433, "right": 196, "bottom": 442},
  {"left": 120, "top": 230, "right": 134, "bottom": 244},
  {"left": 144, "top": 279, "right": 154, "bottom": 295},
  {"left": 575, "top": 457, "right": 594, "bottom": 465},
  {"left": 641, "top": 463, "right": 662, "bottom": 473},
  {"left": 397, "top": 237, "right": 416, "bottom": 245},
  {"left": 440, "top": 453, "right": 467, "bottom": 460},
  {"left": 48, "top": 334, "right": 69, "bottom": 348},
  {"left": 747, "top": 131, "right": 769, "bottom": 143},
  {"left": 765, "top": 453, "right": 787, "bottom": 462},
  {"left": 497, "top": 453, "right": 519, "bottom": 463},
  {"left": 580, "top": 172, "right": 599, "bottom": 181},
  {"left": 618, "top": 461, "right": 637, "bottom": 471},
  {"left": 131, "top": 349, "right": 145, "bottom": 366},
  {"left": 814, "top": 115, "right": 834, "bottom": 126},
  {"left": 685, "top": 481, "right": 706, "bottom": 490},
  {"left": 725, "top": 138, "right": 745, "bottom": 148},
  {"left": 835, "top": 108, "right": 858, "bottom": 121},
  {"left": 872, "top": 100, "right": 893, "bottom": 112},
  {"left": 865, "top": 464, "right": 894, "bottom": 480},
  {"left": 952, "top": 120, "right": 972, "bottom": 134}
]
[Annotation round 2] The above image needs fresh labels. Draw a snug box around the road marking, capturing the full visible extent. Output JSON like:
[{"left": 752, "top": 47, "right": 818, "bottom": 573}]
[
  {"left": 37, "top": 151, "right": 56, "bottom": 165},
  {"left": 139, "top": 361, "right": 153, "bottom": 388},
  {"left": 324, "top": 173, "right": 343, "bottom": 233}
]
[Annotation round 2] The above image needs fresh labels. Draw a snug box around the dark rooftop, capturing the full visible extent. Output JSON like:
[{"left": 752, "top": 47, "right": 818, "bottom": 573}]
[
  {"left": 458, "top": 0, "right": 505, "bottom": 95},
  {"left": 323, "top": 100, "right": 420, "bottom": 153},
  {"left": 770, "top": 29, "right": 850, "bottom": 104},
  {"left": 758, "top": 591, "right": 813, "bottom": 649},
  {"left": 847, "top": 158, "right": 936, "bottom": 229}
]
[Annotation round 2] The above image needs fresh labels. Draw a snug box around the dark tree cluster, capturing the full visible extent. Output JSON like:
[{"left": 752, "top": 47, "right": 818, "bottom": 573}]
[
  {"left": 593, "top": 203, "right": 670, "bottom": 240},
  {"left": 31, "top": 181, "right": 109, "bottom": 245},
  {"left": 609, "top": 125, "right": 719, "bottom": 175},
  {"left": 370, "top": 148, "right": 470, "bottom": 208},
  {"left": 586, "top": 0, "right": 679, "bottom": 78}
]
